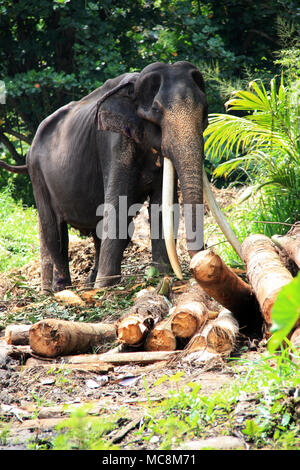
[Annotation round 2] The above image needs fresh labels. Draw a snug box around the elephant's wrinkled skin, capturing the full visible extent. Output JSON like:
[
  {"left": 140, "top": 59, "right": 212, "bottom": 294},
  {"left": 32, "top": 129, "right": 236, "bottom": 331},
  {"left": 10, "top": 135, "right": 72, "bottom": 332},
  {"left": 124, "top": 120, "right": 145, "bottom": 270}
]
[{"left": 25, "top": 61, "right": 209, "bottom": 292}]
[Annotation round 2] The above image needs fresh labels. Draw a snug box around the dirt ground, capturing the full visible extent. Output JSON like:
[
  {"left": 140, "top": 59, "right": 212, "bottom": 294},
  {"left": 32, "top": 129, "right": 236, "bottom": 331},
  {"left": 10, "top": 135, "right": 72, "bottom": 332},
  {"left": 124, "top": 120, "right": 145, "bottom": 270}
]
[{"left": 0, "top": 186, "right": 266, "bottom": 451}]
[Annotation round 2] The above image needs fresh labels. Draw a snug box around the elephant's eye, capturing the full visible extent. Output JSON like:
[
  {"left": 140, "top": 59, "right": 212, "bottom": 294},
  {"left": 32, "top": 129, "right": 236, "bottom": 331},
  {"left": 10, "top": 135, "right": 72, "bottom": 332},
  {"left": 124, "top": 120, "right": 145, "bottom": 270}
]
[{"left": 152, "top": 101, "right": 163, "bottom": 114}]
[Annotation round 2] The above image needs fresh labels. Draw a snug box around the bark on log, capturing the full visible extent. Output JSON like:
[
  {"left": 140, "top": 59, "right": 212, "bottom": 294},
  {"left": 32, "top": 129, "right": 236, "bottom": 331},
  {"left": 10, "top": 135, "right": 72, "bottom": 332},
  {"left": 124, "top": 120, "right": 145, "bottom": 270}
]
[
  {"left": 4, "top": 324, "right": 31, "bottom": 345},
  {"left": 144, "top": 318, "right": 177, "bottom": 351},
  {"left": 272, "top": 234, "right": 300, "bottom": 269},
  {"left": 241, "top": 234, "right": 294, "bottom": 326},
  {"left": 116, "top": 292, "right": 169, "bottom": 346},
  {"left": 170, "top": 286, "right": 210, "bottom": 339},
  {"left": 190, "top": 249, "right": 261, "bottom": 336},
  {"left": 290, "top": 327, "right": 300, "bottom": 349},
  {"left": 29, "top": 319, "right": 117, "bottom": 358}
]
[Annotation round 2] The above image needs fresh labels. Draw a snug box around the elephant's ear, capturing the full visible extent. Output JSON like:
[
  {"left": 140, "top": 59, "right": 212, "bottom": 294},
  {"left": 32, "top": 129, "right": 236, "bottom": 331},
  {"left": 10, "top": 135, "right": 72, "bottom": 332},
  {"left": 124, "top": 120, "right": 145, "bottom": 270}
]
[
  {"left": 95, "top": 73, "right": 143, "bottom": 143},
  {"left": 190, "top": 69, "right": 208, "bottom": 130}
]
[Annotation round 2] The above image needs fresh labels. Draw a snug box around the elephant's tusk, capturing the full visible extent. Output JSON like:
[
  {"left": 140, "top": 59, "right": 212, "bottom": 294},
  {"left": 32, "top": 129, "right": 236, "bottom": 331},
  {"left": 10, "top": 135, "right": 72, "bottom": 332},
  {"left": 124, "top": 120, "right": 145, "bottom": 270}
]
[
  {"left": 162, "top": 157, "right": 183, "bottom": 279},
  {"left": 202, "top": 165, "right": 243, "bottom": 261}
]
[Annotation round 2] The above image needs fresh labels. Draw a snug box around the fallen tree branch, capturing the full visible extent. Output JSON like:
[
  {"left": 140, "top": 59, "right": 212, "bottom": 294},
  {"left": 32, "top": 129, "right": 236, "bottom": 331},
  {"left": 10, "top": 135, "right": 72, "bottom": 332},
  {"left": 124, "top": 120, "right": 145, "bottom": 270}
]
[{"left": 241, "top": 234, "right": 294, "bottom": 326}]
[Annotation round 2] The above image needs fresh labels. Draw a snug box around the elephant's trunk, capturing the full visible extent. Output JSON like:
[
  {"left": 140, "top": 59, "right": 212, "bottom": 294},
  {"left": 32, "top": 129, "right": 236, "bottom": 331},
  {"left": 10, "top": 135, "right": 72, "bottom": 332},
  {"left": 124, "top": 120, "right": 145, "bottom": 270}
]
[{"left": 162, "top": 132, "right": 205, "bottom": 278}]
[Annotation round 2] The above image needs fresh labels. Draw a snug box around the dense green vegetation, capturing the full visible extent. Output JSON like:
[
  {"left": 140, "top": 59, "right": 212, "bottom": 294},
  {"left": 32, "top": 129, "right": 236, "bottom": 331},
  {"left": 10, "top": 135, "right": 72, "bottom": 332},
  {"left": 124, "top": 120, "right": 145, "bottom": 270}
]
[{"left": 1, "top": 0, "right": 299, "bottom": 202}]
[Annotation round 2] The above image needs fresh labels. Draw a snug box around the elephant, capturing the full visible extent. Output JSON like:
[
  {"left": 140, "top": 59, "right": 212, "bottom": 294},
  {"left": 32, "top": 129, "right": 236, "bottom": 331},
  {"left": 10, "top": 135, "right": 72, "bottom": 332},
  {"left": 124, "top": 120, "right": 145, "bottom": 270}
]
[{"left": 0, "top": 61, "right": 242, "bottom": 292}]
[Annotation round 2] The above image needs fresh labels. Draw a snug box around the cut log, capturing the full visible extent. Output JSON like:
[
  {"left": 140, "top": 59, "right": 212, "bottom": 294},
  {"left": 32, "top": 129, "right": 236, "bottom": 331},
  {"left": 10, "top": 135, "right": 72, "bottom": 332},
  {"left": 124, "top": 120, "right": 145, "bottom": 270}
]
[
  {"left": 272, "top": 234, "right": 300, "bottom": 269},
  {"left": 4, "top": 324, "right": 31, "bottom": 345},
  {"left": 29, "top": 319, "right": 117, "bottom": 358},
  {"left": 116, "top": 292, "right": 169, "bottom": 346},
  {"left": 0, "top": 343, "right": 31, "bottom": 367},
  {"left": 170, "top": 286, "right": 210, "bottom": 339},
  {"left": 203, "top": 309, "right": 239, "bottom": 354},
  {"left": 241, "top": 234, "right": 294, "bottom": 326},
  {"left": 190, "top": 249, "right": 261, "bottom": 336},
  {"left": 184, "top": 309, "right": 239, "bottom": 356},
  {"left": 144, "top": 318, "right": 177, "bottom": 351}
]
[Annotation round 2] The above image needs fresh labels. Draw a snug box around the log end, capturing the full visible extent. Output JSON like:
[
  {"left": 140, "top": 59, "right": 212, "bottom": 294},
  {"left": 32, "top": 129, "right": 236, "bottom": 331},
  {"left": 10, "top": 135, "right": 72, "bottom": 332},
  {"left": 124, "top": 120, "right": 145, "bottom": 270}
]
[
  {"left": 144, "top": 329, "right": 176, "bottom": 352},
  {"left": 29, "top": 320, "right": 70, "bottom": 358},
  {"left": 117, "top": 317, "right": 148, "bottom": 346}
]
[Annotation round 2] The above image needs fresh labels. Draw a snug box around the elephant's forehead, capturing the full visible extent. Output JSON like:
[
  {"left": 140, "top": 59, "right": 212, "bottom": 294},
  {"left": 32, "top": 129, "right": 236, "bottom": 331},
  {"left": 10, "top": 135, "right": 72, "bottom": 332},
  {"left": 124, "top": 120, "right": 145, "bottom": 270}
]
[
  {"left": 140, "top": 61, "right": 196, "bottom": 79},
  {"left": 163, "top": 98, "right": 203, "bottom": 134}
]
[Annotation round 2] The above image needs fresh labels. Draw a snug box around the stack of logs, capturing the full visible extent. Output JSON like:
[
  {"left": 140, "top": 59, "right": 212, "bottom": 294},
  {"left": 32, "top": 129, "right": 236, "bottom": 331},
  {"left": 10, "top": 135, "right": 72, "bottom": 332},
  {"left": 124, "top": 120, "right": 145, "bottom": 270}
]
[{"left": 2, "top": 227, "right": 300, "bottom": 367}]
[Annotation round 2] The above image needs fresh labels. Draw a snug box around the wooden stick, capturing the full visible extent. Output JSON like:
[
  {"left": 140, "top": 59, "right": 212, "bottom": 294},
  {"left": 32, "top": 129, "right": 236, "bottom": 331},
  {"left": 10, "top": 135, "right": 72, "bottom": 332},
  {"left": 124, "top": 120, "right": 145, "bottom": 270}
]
[
  {"left": 29, "top": 319, "right": 117, "bottom": 358},
  {"left": 144, "top": 318, "right": 177, "bottom": 351},
  {"left": 116, "top": 292, "right": 169, "bottom": 346},
  {"left": 4, "top": 324, "right": 31, "bottom": 345},
  {"left": 190, "top": 249, "right": 260, "bottom": 335},
  {"left": 272, "top": 234, "right": 300, "bottom": 269},
  {"left": 61, "top": 350, "right": 179, "bottom": 365},
  {"left": 241, "top": 234, "right": 294, "bottom": 326}
]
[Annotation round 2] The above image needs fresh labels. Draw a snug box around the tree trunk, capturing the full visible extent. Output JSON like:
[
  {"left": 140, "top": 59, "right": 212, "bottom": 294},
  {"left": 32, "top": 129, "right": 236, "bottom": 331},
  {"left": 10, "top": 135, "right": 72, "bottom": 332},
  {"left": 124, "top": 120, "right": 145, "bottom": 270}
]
[
  {"left": 29, "top": 319, "right": 117, "bottom": 358},
  {"left": 241, "top": 234, "right": 294, "bottom": 326},
  {"left": 190, "top": 249, "right": 261, "bottom": 336}
]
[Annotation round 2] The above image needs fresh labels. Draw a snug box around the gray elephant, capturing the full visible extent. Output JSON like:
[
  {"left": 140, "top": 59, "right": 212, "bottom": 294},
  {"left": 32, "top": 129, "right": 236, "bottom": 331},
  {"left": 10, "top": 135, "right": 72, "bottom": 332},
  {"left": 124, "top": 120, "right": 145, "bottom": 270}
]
[{"left": 0, "top": 61, "right": 241, "bottom": 292}]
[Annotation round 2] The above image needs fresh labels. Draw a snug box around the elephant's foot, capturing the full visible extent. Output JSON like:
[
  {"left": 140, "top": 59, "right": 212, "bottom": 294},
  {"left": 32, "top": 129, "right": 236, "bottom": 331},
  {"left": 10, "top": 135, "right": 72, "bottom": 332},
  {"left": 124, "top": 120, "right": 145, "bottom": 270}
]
[
  {"left": 94, "top": 272, "right": 121, "bottom": 288},
  {"left": 52, "top": 268, "right": 72, "bottom": 292},
  {"left": 84, "top": 269, "right": 98, "bottom": 288}
]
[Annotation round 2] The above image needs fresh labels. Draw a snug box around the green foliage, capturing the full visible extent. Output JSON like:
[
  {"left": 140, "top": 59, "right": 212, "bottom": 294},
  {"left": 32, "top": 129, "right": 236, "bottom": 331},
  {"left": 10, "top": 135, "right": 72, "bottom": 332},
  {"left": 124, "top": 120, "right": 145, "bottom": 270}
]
[
  {"left": 1, "top": 0, "right": 298, "bottom": 176},
  {"left": 0, "top": 185, "right": 39, "bottom": 271},
  {"left": 136, "top": 348, "right": 299, "bottom": 450},
  {"left": 52, "top": 404, "right": 120, "bottom": 450},
  {"left": 268, "top": 273, "right": 300, "bottom": 353}
]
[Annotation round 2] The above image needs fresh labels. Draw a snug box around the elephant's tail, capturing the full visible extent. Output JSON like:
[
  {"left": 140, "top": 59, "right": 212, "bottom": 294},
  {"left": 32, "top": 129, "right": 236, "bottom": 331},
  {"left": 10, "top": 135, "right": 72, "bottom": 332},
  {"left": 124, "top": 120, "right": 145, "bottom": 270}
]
[{"left": 0, "top": 160, "right": 28, "bottom": 174}]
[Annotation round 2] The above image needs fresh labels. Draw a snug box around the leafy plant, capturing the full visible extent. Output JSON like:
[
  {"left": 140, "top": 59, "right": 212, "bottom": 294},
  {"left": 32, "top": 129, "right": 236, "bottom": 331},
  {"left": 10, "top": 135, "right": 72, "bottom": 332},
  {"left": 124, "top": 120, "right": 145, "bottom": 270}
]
[{"left": 52, "top": 404, "right": 120, "bottom": 450}]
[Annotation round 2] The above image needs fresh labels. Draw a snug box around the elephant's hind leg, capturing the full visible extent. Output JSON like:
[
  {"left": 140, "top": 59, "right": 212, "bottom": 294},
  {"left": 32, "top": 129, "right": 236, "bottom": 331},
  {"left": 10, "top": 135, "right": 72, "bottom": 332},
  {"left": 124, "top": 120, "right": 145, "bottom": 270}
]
[
  {"left": 33, "top": 172, "right": 71, "bottom": 292},
  {"left": 84, "top": 233, "right": 101, "bottom": 287}
]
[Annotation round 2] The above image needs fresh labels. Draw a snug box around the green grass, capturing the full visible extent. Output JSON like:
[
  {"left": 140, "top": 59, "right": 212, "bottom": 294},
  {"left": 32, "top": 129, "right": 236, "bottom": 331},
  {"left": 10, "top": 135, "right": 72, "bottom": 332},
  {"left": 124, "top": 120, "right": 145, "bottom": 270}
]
[
  {"left": 0, "top": 187, "right": 39, "bottom": 271},
  {"left": 40, "top": 348, "right": 299, "bottom": 451}
]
